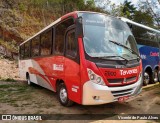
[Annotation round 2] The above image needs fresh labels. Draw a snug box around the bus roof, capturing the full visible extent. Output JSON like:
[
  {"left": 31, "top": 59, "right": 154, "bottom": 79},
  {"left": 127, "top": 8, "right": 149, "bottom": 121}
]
[
  {"left": 119, "top": 17, "right": 160, "bottom": 34},
  {"left": 20, "top": 11, "right": 119, "bottom": 46},
  {"left": 20, "top": 18, "right": 61, "bottom": 46},
  {"left": 20, "top": 11, "right": 78, "bottom": 46}
]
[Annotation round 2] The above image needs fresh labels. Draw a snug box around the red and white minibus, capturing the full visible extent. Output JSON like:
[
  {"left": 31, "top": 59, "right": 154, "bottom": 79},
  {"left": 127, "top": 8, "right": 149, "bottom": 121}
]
[{"left": 19, "top": 11, "right": 143, "bottom": 106}]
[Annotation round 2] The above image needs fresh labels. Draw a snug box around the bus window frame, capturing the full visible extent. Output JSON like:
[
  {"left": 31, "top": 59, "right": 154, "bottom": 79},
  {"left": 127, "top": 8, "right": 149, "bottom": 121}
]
[
  {"left": 19, "top": 44, "right": 25, "bottom": 60},
  {"left": 40, "top": 27, "right": 53, "bottom": 57},
  {"left": 31, "top": 35, "right": 40, "bottom": 58},
  {"left": 54, "top": 17, "right": 75, "bottom": 56},
  {"left": 20, "top": 16, "right": 76, "bottom": 60},
  {"left": 23, "top": 41, "right": 31, "bottom": 59},
  {"left": 64, "top": 26, "right": 79, "bottom": 61},
  {"left": 131, "top": 24, "right": 159, "bottom": 48}
]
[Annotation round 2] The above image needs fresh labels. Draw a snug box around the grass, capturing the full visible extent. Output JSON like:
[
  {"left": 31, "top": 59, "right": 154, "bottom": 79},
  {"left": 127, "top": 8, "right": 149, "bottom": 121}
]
[
  {"left": 0, "top": 82, "right": 54, "bottom": 110},
  {"left": 1, "top": 110, "right": 7, "bottom": 113},
  {"left": 0, "top": 78, "right": 17, "bottom": 82},
  {"left": 0, "top": 82, "right": 56, "bottom": 113},
  {"left": 0, "top": 83, "right": 32, "bottom": 106},
  {"left": 10, "top": 103, "right": 19, "bottom": 107}
]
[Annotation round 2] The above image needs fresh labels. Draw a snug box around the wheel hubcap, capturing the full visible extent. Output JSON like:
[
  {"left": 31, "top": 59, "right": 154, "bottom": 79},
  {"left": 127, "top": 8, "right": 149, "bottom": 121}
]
[
  {"left": 154, "top": 72, "right": 158, "bottom": 82},
  {"left": 27, "top": 77, "right": 30, "bottom": 85},
  {"left": 144, "top": 72, "right": 149, "bottom": 85},
  {"left": 60, "top": 88, "right": 67, "bottom": 103}
]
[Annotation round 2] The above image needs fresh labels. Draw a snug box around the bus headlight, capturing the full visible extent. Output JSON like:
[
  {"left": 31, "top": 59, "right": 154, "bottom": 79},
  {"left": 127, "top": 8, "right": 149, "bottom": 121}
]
[
  {"left": 90, "top": 74, "right": 95, "bottom": 80},
  {"left": 87, "top": 68, "right": 105, "bottom": 86},
  {"left": 96, "top": 77, "right": 101, "bottom": 83}
]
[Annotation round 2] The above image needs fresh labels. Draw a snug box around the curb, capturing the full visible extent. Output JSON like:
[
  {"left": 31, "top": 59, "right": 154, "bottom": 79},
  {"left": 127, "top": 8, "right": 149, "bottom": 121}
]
[{"left": 142, "top": 82, "right": 160, "bottom": 89}]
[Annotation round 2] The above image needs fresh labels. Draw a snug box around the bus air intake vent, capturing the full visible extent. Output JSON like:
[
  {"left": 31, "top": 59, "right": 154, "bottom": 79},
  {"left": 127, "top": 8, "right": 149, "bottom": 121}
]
[
  {"left": 126, "top": 76, "right": 136, "bottom": 82},
  {"left": 107, "top": 78, "right": 123, "bottom": 83},
  {"left": 107, "top": 76, "right": 137, "bottom": 85},
  {"left": 111, "top": 88, "right": 134, "bottom": 99}
]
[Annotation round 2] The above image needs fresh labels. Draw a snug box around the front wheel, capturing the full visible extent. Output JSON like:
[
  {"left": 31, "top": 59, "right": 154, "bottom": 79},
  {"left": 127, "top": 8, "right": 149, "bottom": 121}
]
[{"left": 57, "top": 83, "right": 74, "bottom": 107}]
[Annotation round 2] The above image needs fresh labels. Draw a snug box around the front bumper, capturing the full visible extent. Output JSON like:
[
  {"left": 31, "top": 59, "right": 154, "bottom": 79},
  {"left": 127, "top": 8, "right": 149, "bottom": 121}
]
[{"left": 82, "top": 76, "right": 142, "bottom": 105}]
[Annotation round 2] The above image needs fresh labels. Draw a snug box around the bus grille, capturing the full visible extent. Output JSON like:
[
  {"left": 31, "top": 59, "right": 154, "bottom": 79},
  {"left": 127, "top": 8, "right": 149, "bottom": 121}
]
[
  {"left": 111, "top": 88, "right": 134, "bottom": 99},
  {"left": 126, "top": 76, "right": 137, "bottom": 82},
  {"left": 107, "top": 76, "right": 137, "bottom": 84}
]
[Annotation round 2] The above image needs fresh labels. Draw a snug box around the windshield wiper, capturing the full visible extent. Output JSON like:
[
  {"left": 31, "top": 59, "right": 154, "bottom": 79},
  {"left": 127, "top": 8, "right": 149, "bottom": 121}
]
[
  {"left": 109, "top": 40, "right": 141, "bottom": 61},
  {"left": 94, "top": 55, "right": 129, "bottom": 63}
]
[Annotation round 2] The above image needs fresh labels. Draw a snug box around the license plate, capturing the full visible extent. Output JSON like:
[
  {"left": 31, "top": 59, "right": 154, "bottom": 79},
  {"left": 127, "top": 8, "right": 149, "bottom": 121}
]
[{"left": 118, "top": 96, "right": 129, "bottom": 102}]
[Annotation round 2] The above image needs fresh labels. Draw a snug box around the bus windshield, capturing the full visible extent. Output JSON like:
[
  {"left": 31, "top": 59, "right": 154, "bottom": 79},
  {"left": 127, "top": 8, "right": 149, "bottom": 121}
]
[{"left": 79, "top": 13, "right": 139, "bottom": 61}]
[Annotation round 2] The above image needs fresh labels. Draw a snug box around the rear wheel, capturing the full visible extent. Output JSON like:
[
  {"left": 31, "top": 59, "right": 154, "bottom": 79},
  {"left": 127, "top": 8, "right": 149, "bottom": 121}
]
[
  {"left": 158, "top": 70, "right": 160, "bottom": 82},
  {"left": 26, "top": 73, "right": 31, "bottom": 85},
  {"left": 57, "top": 83, "right": 74, "bottom": 107},
  {"left": 153, "top": 69, "right": 158, "bottom": 83},
  {"left": 143, "top": 72, "right": 150, "bottom": 86}
]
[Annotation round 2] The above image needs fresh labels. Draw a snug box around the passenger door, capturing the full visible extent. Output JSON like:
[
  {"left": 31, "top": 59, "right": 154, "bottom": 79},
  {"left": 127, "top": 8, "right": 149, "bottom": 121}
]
[{"left": 64, "top": 27, "right": 81, "bottom": 104}]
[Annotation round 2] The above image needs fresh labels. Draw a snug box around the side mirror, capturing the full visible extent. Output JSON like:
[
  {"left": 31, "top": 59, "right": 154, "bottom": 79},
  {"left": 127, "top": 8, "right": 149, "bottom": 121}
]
[{"left": 75, "top": 17, "right": 83, "bottom": 38}]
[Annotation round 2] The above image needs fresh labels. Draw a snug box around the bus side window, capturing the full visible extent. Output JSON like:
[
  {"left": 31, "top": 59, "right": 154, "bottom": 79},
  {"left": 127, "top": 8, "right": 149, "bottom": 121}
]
[
  {"left": 132, "top": 25, "right": 158, "bottom": 47},
  {"left": 40, "top": 29, "right": 52, "bottom": 56},
  {"left": 54, "top": 18, "right": 74, "bottom": 55},
  {"left": 24, "top": 41, "right": 30, "bottom": 59},
  {"left": 66, "top": 30, "right": 77, "bottom": 58},
  {"left": 31, "top": 36, "right": 40, "bottom": 57},
  {"left": 20, "top": 44, "right": 25, "bottom": 59}
]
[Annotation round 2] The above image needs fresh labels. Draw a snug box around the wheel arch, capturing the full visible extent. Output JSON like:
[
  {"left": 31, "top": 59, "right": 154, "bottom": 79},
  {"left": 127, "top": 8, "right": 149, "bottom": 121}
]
[
  {"left": 55, "top": 79, "right": 65, "bottom": 92},
  {"left": 154, "top": 65, "right": 159, "bottom": 71},
  {"left": 144, "top": 66, "right": 153, "bottom": 76},
  {"left": 26, "top": 72, "right": 29, "bottom": 79}
]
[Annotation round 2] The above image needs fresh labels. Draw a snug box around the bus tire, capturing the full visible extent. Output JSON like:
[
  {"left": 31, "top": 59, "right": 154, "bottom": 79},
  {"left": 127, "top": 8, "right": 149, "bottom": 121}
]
[
  {"left": 143, "top": 72, "right": 150, "bottom": 86},
  {"left": 26, "top": 73, "right": 31, "bottom": 85},
  {"left": 158, "top": 70, "right": 160, "bottom": 82},
  {"left": 152, "top": 70, "right": 158, "bottom": 83},
  {"left": 58, "top": 83, "right": 74, "bottom": 107}
]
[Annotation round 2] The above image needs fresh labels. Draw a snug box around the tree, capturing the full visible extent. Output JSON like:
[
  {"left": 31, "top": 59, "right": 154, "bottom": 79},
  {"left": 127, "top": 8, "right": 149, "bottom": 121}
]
[
  {"left": 133, "top": 10, "right": 154, "bottom": 27},
  {"left": 121, "top": 0, "right": 137, "bottom": 19},
  {"left": 138, "top": 0, "right": 160, "bottom": 29}
]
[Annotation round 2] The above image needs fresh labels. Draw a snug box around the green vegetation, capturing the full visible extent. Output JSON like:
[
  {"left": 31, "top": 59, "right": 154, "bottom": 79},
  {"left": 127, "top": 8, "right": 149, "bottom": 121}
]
[
  {"left": 0, "top": 81, "right": 59, "bottom": 111},
  {"left": 0, "top": 83, "right": 31, "bottom": 107},
  {"left": 0, "top": 77, "right": 17, "bottom": 82},
  {"left": 19, "top": 3, "right": 26, "bottom": 12},
  {"left": 0, "top": 0, "right": 159, "bottom": 56},
  {"left": 0, "top": 39, "right": 18, "bottom": 53}
]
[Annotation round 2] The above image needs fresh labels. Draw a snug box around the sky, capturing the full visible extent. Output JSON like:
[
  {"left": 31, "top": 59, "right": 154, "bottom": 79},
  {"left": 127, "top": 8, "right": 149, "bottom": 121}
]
[
  {"left": 110, "top": 0, "right": 139, "bottom": 5},
  {"left": 95, "top": 0, "right": 160, "bottom": 13}
]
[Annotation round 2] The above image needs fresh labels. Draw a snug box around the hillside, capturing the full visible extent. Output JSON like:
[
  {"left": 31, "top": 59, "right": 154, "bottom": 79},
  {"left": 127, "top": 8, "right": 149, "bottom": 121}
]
[
  {"left": 0, "top": 0, "right": 158, "bottom": 59},
  {"left": 0, "top": 0, "right": 54, "bottom": 58},
  {"left": 0, "top": 0, "right": 105, "bottom": 59}
]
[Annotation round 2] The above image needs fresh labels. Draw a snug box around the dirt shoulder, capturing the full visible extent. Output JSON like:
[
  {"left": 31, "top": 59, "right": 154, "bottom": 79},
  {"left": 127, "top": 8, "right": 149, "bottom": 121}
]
[
  {"left": 0, "top": 81, "right": 159, "bottom": 117},
  {"left": 0, "top": 58, "right": 19, "bottom": 80}
]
